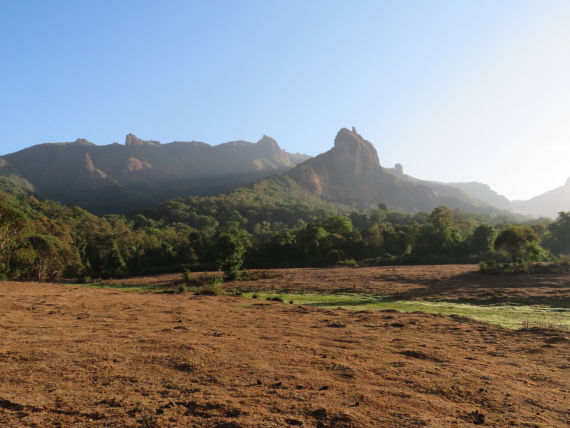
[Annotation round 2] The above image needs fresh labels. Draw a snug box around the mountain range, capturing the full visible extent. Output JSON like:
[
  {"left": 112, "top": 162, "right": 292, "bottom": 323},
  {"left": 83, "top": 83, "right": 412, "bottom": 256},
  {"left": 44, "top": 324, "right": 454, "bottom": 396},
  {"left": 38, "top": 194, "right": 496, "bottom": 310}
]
[
  {"left": 0, "top": 128, "right": 567, "bottom": 218},
  {"left": 0, "top": 134, "right": 310, "bottom": 214}
]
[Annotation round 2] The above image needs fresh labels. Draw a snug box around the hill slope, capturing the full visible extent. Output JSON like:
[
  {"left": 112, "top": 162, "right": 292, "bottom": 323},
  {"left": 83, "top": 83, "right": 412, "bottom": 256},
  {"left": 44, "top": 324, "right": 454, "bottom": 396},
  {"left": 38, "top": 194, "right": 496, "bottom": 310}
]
[{"left": 511, "top": 177, "right": 570, "bottom": 218}]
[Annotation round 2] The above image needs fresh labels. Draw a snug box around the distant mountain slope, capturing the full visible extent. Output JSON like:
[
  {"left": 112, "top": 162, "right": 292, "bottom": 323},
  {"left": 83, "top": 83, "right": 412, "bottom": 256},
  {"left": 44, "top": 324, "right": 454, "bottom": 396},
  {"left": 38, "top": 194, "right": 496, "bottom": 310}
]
[
  {"left": 511, "top": 178, "right": 570, "bottom": 218},
  {"left": 386, "top": 165, "right": 514, "bottom": 213},
  {"left": 445, "top": 182, "right": 513, "bottom": 212},
  {"left": 0, "top": 134, "right": 311, "bottom": 214}
]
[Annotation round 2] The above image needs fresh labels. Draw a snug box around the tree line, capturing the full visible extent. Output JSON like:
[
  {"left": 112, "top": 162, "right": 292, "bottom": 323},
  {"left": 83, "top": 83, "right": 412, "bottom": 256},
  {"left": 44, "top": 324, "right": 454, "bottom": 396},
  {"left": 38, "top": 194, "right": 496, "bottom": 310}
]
[{"left": 0, "top": 190, "right": 568, "bottom": 281}]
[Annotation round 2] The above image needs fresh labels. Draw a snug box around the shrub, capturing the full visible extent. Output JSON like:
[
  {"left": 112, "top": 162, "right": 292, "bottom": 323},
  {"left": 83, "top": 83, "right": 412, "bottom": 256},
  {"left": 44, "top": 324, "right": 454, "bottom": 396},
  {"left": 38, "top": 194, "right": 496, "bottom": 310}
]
[
  {"left": 237, "top": 269, "right": 251, "bottom": 279},
  {"left": 182, "top": 268, "right": 199, "bottom": 285},
  {"left": 551, "top": 255, "right": 570, "bottom": 273},
  {"left": 479, "top": 260, "right": 548, "bottom": 274},
  {"left": 196, "top": 272, "right": 225, "bottom": 295},
  {"left": 224, "top": 268, "right": 239, "bottom": 281}
]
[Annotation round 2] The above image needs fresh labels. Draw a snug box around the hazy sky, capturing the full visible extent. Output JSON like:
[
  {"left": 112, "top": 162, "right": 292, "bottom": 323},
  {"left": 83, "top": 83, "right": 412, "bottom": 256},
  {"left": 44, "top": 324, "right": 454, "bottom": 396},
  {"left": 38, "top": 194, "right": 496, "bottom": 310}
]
[{"left": 2, "top": 1, "right": 570, "bottom": 201}]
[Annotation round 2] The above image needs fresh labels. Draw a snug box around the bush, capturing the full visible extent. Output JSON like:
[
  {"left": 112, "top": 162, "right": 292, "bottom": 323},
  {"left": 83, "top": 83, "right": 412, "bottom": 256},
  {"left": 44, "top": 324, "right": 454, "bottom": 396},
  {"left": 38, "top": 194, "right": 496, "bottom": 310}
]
[
  {"left": 237, "top": 269, "right": 251, "bottom": 279},
  {"left": 196, "top": 272, "right": 225, "bottom": 295},
  {"left": 182, "top": 268, "right": 199, "bottom": 285},
  {"left": 479, "top": 260, "right": 551, "bottom": 274},
  {"left": 224, "top": 268, "right": 239, "bottom": 281},
  {"left": 551, "top": 255, "right": 570, "bottom": 273}
]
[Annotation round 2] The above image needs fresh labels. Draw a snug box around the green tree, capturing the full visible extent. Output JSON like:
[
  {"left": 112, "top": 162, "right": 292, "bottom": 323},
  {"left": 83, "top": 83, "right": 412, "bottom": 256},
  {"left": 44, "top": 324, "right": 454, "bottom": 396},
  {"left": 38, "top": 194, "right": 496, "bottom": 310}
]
[
  {"left": 265, "top": 231, "right": 297, "bottom": 266},
  {"left": 297, "top": 224, "right": 328, "bottom": 259},
  {"left": 0, "top": 203, "right": 32, "bottom": 272},
  {"left": 544, "top": 211, "right": 570, "bottom": 255},
  {"left": 322, "top": 215, "right": 353, "bottom": 236},
  {"left": 428, "top": 206, "right": 454, "bottom": 231},
  {"left": 413, "top": 206, "right": 461, "bottom": 256},
  {"left": 414, "top": 224, "right": 460, "bottom": 256},
  {"left": 28, "top": 235, "right": 66, "bottom": 281},
  {"left": 103, "top": 240, "right": 127, "bottom": 275},
  {"left": 469, "top": 224, "right": 497, "bottom": 254},
  {"left": 215, "top": 222, "right": 251, "bottom": 279},
  {"left": 494, "top": 225, "right": 539, "bottom": 261}
]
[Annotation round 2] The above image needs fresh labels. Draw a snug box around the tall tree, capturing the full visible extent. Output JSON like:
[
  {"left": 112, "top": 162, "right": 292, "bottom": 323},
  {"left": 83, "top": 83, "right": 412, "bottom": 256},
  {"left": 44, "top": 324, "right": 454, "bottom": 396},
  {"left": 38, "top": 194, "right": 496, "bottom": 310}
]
[
  {"left": 214, "top": 222, "right": 251, "bottom": 279},
  {"left": 494, "top": 225, "right": 539, "bottom": 261},
  {"left": 0, "top": 203, "right": 32, "bottom": 274},
  {"left": 544, "top": 211, "right": 570, "bottom": 256}
]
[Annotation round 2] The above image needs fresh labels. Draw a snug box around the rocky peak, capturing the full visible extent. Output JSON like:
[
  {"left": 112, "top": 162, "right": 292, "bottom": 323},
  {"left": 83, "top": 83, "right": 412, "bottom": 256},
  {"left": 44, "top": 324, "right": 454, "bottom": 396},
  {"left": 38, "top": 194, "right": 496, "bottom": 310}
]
[
  {"left": 257, "top": 135, "right": 279, "bottom": 148},
  {"left": 331, "top": 127, "right": 381, "bottom": 176},
  {"left": 566, "top": 176, "right": 570, "bottom": 187},
  {"left": 125, "top": 133, "right": 160, "bottom": 147},
  {"left": 255, "top": 135, "right": 288, "bottom": 162}
]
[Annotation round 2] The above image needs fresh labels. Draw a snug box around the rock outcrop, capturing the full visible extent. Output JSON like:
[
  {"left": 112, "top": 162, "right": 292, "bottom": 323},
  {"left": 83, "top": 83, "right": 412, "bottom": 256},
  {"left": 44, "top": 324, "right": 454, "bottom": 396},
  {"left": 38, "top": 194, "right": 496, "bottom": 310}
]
[
  {"left": 125, "top": 133, "right": 160, "bottom": 147},
  {"left": 288, "top": 128, "right": 439, "bottom": 210}
]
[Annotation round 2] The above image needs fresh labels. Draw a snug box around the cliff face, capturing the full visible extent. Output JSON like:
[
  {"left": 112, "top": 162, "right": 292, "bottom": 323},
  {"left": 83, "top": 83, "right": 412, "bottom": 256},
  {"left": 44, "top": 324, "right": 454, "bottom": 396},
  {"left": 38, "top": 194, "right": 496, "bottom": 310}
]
[
  {"left": 330, "top": 127, "right": 381, "bottom": 177},
  {"left": 288, "top": 128, "right": 436, "bottom": 209},
  {"left": 288, "top": 128, "right": 387, "bottom": 203}
]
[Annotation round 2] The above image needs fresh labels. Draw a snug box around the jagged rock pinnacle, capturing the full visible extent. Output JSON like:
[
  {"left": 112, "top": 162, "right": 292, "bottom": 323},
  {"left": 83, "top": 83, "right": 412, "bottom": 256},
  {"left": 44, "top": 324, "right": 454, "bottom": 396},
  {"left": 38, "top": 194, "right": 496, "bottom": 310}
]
[
  {"left": 331, "top": 127, "right": 381, "bottom": 175},
  {"left": 256, "top": 135, "right": 288, "bottom": 162}
]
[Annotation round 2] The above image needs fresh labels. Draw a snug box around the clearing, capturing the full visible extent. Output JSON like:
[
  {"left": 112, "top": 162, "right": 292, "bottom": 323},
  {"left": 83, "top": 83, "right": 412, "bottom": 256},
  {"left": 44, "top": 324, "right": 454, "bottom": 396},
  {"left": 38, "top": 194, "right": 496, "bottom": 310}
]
[{"left": 0, "top": 265, "right": 568, "bottom": 427}]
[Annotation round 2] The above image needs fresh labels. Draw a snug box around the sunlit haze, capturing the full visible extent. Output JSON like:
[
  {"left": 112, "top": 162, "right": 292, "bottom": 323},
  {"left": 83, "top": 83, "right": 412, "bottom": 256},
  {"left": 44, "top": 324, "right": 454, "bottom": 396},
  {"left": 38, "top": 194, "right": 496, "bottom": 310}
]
[{"left": 2, "top": 1, "right": 569, "bottom": 201}]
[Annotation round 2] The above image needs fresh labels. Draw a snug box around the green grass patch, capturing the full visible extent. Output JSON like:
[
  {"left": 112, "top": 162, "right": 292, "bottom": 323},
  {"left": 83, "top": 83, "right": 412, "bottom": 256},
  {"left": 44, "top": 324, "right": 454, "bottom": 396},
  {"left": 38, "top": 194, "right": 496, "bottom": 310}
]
[
  {"left": 242, "top": 292, "right": 570, "bottom": 330},
  {"left": 65, "top": 281, "right": 181, "bottom": 293}
]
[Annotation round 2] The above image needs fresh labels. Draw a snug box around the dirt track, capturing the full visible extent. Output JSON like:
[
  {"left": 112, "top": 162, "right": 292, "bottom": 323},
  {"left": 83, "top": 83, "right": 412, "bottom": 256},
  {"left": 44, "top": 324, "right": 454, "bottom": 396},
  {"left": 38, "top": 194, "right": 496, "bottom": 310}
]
[{"left": 0, "top": 265, "right": 569, "bottom": 427}]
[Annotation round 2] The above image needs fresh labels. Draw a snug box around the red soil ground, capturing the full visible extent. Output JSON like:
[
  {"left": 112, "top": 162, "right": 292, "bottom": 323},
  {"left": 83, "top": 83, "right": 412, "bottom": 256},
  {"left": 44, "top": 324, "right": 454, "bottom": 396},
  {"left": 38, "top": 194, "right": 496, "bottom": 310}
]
[{"left": 0, "top": 265, "right": 568, "bottom": 427}]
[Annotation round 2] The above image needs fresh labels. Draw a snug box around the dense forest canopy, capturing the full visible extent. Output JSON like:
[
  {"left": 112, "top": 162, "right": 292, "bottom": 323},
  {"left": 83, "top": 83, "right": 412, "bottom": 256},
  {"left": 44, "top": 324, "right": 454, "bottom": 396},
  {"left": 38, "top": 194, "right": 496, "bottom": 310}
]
[{"left": 0, "top": 188, "right": 567, "bottom": 281}]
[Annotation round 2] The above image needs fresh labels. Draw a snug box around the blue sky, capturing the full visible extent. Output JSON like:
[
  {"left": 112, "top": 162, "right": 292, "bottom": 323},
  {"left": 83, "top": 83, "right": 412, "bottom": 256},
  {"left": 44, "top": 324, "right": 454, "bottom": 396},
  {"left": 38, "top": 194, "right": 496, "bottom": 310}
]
[{"left": 2, "top": 1, "right": 570, "bottom": 200}]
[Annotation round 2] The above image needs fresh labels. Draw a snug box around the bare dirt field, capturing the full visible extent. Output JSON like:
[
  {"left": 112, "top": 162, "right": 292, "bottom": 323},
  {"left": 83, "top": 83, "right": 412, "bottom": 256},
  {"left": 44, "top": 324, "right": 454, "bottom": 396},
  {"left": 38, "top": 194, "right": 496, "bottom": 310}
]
[{"left": 0, "top": 265, "right": 569, "bottom": 427}]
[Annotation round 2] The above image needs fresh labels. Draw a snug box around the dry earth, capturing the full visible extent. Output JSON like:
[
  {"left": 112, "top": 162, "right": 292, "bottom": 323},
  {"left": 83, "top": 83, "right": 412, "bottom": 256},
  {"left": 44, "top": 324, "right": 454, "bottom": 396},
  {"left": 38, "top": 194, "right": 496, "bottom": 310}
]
[{"left": 0, "top": 265, "right": 569, "bottom": 427}]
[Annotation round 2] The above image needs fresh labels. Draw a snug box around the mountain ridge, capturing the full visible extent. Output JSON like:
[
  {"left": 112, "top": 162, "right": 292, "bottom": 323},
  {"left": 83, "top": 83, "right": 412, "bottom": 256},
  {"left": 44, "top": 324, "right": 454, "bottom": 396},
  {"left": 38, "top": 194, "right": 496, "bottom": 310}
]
[
  {"left": 0, "top": 134, "right": 311, "bottom": 214},
  {"left": 0, "top": 128, "right": 566, "bottom": 217}
]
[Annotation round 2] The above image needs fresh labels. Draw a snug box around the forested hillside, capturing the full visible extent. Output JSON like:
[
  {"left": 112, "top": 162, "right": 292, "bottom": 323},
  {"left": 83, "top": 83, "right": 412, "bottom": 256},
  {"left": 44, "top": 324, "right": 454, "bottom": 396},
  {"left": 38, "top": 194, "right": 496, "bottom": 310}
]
[{"left": 1, "top": 186, "right": 568, "bottom": 282}]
